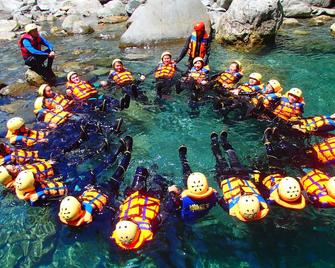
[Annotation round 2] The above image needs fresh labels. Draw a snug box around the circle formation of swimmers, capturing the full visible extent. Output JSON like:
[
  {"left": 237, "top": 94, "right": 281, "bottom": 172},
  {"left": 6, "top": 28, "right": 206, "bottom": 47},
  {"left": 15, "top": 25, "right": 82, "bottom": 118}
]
[{"left": 1, "top": 22, "right": 335, "bottom": 250}]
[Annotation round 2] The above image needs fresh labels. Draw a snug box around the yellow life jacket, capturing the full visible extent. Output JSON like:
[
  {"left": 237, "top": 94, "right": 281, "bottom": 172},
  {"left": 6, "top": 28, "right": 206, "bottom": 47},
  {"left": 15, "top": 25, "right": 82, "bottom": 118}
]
[
  {"left": 154, "top": 62, "right": 176, "bottom": 79},
  {"left": 110, "top": 68, "right": 134, "bottom": 86},
  {"left": 262, "top": 93, "right": 282, "bottom": 108},
  {"left": 301, "top": 169, "right": 335, "bottom": 207},
  {"left": 312, "top": 137, "right": 335, "bottom": 165},
  {"left": 188, "top": 31, "right": 209, "bottom": 59},
  {"left": 16, "top": 180, "right": 67, "bottom": 201},
  {"left": 220, "top": 177, "right": 269, "bottom": 222},
  {"left": 66, "top": 81, "right": 98, "bottom": 101},
  {"left": 6, "top": 129, "right": 46, "bottom": 147},
  {"left": 34, "top": 108, "right": 72, "bottom": 126},
  {"left": 0, "top": 147, "right": 39, "bottom": 165},
  {"left": 295, "top": 116, "right": 335, "bottom": 133},
  {"left": 21, "top": 160, "right": 54, "bottom": 181},
  {"left": 112, "top": 191, "right": 160, "bottom": 250},
  {"left": 189, "top": 66, "right": 209, "bottom": 81},
  {"left": 47, "top": 94, "right": 73, "bottom": 111},
  {"left": 273, "top": 97, "right": 304, "bottom": 121},
  {"left": 217, "top": 72, "right": 238, "bottom": 88},
  {"left": 262, "top": 174, "right": 305, "bottom": 209},
  {"left": 238, "top": 84, "right": 263, "bottom": 95}
]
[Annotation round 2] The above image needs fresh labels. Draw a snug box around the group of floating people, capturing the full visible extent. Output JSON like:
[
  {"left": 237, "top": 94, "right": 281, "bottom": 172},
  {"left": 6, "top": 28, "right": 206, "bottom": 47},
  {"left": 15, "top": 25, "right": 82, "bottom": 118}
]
[{"left": 1, "top": 21, "right": 335, "bottom": 251}]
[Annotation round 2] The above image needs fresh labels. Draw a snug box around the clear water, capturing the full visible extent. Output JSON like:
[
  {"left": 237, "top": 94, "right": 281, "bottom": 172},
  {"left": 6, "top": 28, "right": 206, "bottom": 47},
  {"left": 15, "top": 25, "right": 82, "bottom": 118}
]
[{"left": 0, "top": 20, "right": 335, "bottom": 267}]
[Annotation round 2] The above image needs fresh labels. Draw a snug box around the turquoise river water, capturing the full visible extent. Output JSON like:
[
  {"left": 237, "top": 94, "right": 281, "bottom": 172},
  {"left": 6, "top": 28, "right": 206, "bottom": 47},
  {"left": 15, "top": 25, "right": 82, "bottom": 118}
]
[{"left": 0, "top": 20, "right": 335, "bottom": 267}]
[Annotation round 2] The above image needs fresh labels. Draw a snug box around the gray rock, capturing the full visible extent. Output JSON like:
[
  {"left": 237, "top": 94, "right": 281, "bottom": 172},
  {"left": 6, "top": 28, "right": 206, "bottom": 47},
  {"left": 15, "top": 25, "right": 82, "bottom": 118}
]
[
  {"left": 125, "top": 0, "right": 142, "bottom": 15},
  {"left": 61, "top": 14, "right": 96, "bottom": 34},
  {"left": 13, "top": 13, "right": 32, "bottom": 27},
  {"left": 54, "top": 10, "right": 67, "bottom": 17},
  {"left": 120, "top": 0, "right": 210, "bottom": 47},
  {"left": 98, "top": 15, "right": 128, "bottom": 24},
  {"left": 37, "top": 0, "right": 65, "bottom": 12},
  {"left": 0, "top": 11, "right": 12, "bottom": 20},
  {"left": 97, "top": 0, "right": 127, "bottom": 17},
  {"left": 25, "top": 69, "right": 45, "bottom": 86},
  {"left": 282, "top": 0, "right": 313, "bottom": 18},
  {"left": 0, "top": 31, "right": 16, "bottom": 40},
  {"left": 217, "top": 0, "right": 233, "bottom": 10},
  {"left": 216, "top": 0, "right": 283, "bottom": 48},
  {"left": 306, "top": 0, "right": 333, "bottom": 7},
  {"left": 46, "top": 14, "right": 56, "bottom": 21},
  {"left": 0, "top": 20, "right": 18, "bottom": 32},
  {"left": 66, "top": 0, "right": 103, "bottom": 16}
]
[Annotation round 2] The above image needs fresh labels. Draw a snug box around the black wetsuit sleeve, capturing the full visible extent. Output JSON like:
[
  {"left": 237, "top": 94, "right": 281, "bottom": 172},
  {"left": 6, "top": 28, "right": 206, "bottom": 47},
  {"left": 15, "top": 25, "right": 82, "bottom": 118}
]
[
  {"left": 164, "top": 192, "right": 182, "bottom": 214},
  {"left": 175, "top": 36, "right": 191, "bottom": 63},
  {"left": 217, "top": 196, "right": 229, "bottom": 212}
]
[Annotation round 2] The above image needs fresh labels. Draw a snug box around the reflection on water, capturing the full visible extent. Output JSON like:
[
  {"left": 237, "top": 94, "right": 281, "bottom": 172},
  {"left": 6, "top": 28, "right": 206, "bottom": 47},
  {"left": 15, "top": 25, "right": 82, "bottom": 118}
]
[{"left": 0, "top": 19, "right": 335, "bottom": 267}]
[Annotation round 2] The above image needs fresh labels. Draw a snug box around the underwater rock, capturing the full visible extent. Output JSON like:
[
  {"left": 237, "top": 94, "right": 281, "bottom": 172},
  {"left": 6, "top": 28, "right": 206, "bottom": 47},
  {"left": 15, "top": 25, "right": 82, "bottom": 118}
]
[
  {"left": 309, "top": 17, "right": 326, "bottom": 26},
  {"left": 90, "top": 68, "right": 110, "bottom": 76},
  {"left": 282, "top": 0, "right": 313, "bottom": 18},
  {"left": 98, "top": 15, "right": 128, "bottom": 24},
  {"left": 330, "top": 23, "right": 335, "bottom": 35},
  {"left": 120, "top": 0, "right": 210, "bottom": 47},
  {"left": 25, "top": 69, "right": 46, "bottom": 86},
  {"left": 293, "top": 29, "right": 310, "bottom": 35},
  {"left": 216, "top": 0, "right": 283, "bottom": 48},
  {"left": 282, "top": 18, "right": 301, "bottom": 27}
]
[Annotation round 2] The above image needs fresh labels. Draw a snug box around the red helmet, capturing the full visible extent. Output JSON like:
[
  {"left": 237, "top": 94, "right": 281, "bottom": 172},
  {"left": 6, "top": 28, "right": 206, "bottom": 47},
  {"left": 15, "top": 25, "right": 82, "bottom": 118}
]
[{"left": 194, "top": 21, "right": 205, "bottom": 31}]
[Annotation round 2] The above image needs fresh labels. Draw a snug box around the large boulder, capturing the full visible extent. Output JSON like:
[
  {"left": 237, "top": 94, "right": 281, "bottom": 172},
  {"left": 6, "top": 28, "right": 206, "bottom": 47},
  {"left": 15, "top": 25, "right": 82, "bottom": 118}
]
[
  {"left": 282, "top": 0, "right": 313, "bottom": 17},
  {"left": 305, "top": 0, "right": 334, "bottom": 7},
  {"left": 120, "top": 0, "right": 210, "bottom": 47},
  {"left": 0, "top": 0, "right": 23, "bottom": 13},
  {"left": 0, "top": 31, "right": 16, "bottom": 40},
  {"left": 66, "top": 0, "right": 103, "bottom": 16},
  {"left": 61, "top": 14, "right": 96, "bottom": 34},
  {"left": 0, "top": 20, "right": 18, "bottom": 32},
  {"left": 97, "top": 0, "right": 127, "bottom": 17},
  {"left": 216, "top": 0, "right": 283, "bottom": 48},
  {"left": 331, "top": 23, "right": 335, "bottom": 35},
  {"left": 25, "top": 69, "right": 46, "bottom": 86}
]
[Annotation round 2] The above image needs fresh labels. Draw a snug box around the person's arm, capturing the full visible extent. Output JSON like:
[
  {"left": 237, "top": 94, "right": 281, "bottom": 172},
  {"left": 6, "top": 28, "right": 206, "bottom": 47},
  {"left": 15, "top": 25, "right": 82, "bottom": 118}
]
[
  {"left": 203, "top": 30, "right": 213, "bottom": 65},
  {"left": 22, "top": 39, "right": 49, "bottom": 56},
  {"left": 40, "top": 35, "right": 54, "bottom": 51},
  {"left": 175, "top": 36, "right": 191, "bottom": 63}
]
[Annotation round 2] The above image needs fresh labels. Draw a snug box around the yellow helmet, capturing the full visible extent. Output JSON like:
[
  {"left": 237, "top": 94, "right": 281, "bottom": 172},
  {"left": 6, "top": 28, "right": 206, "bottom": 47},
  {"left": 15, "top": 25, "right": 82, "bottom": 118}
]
[
  {"left": 34, "top": 97, "right": 44, "bottom": 110},
  {"left": 278, "top": 177, "right": 301, "bottom": 202},
  {"left": 15, "top": 170, "right": 35, "bottom": 191},
  {"left": 161, "top": 51, "right": 172, "bottom": 60},
  {"left": 268, "top": 79, "right": 282, "bottom": 93},
  {"left": 67, "top": 71, "right": 77, "bottom": 82},
  {"left": 0, "top": 166, "right": 12, "bottom": 185},
  {"left": 115, "top": 220, "right": 139, "bottom": 245},
  {"left": 249, "top": 73, "right": 262, "bottom": 82},
  {"left": 38, "top": 84, "right": 49, "bottom": 96},
  {"left": 288, "top": 88, "right": 303, "bottom": 98},
  {"left": 112, "top": 58, "right": 123, "bottom": 68},
  {"left": 7, "top": 117, "right": 25, "bottom": 131},
  {"left": 237, "top": 194, "right": 260, "bottom": 220},
  {"left": 231, "top": 60, "right": 242, "bottom": 70},
  {"left": 187, "top": 172, "right": 209, "bottom": 195},
  {"left": 25, "top": 23, "right": 38, "bottom": 33},
  {"left": 193, "top": 57, "right": 204, "bottom": 65},
  {"left": 326, "top": 177, "right": 335, "bottom": 198},
  {"left": 59, "top": 196, "right": 82, "bottom": 221}
]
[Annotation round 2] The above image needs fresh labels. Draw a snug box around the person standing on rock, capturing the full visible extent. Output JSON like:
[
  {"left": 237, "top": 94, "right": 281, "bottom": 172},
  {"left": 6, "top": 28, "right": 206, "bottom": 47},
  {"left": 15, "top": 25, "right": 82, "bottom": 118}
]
[
  {"left": 175, "top": 21, "right": 211, "bottom": 70},
  {"left": 18, "top": 23, "right": 56, "bottom": 82}
]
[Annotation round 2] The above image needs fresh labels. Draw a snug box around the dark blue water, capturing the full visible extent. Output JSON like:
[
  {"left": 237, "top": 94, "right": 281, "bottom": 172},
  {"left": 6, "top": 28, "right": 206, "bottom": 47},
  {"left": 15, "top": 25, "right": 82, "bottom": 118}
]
[{"left": 0, "top": 20, "right": 335, "bottom": 267}]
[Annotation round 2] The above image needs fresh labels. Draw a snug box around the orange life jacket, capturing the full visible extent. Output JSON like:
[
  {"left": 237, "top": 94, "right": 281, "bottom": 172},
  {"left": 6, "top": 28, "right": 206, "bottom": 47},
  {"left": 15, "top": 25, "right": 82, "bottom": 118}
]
[
  {"left": 0, "top": 144, "right": 39, "bottom": 165},
  {"left": 262, "top": 174, "right": 305, "bottom": 209},
  {"left": 66, "top": 81, "right": 98, "bottom": 101},
  {"left": 301, "top": 169, "right": 335, "bottom": 207},
  {"left": 21, "top": 160, "right": 54, "bottom": 181},
  {"left": 34, "top": 108, "right": 72, "bottom": 126},
  {"left": 16, "top": 180, "right": 67, "bottom": 201},
  {"left": 272, "top": 96, "right": 304, "bottom": 121},
  {"left": 154, "top": 61, "right": 176, "bottom": 79},
  {"left": 217, "top": 71, "right": 242, "bottom": 88},
  {"left": 112, "top": 191, "right": 160, "bottom": 250},
  {"left": 189, "top": 66, "right": 209, "bottom": 81},
  {"left": 6, "top": 129, "right": 46, "bottom": 147},
  {"left": 110, "top": 68, "right": 134, "bottom": 86},
  {"left": 220, "top": 177, "right": 269, "bottom": 221},
  {"left": 312, "top": 137, "right": 335, "bottom": 165},
  {"left": 238, "top": 84, "right": 262, "bottom": 95},
  {"left": 188, "top": 31, "right": 209, "bottom": 59},
  {"left": 294, "top": 115, "right": 335, "bottom": 133}
]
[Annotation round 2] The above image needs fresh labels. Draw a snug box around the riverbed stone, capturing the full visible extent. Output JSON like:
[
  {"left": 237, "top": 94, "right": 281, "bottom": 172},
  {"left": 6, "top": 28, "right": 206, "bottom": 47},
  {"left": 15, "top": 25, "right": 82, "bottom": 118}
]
[
  {"left": 216, "top": 0, "right": 283, "bottom": 48},
  {"left": 120, "top": 0, "right": 210, "bottom": 47},
  {"left": 0, "top": 31, "right": 16, "bottom": 40},
  {"left": 0, "top": 0, "right": 23, "bottom": 13},
  {"left": 61, "top": 14, "right": 95, "bottom": 34},
  {"left": 282, "top": 0, "right": 313, "bottom": 18},
  {"left": 312, "top": 6, "right": 335, "bottom": 16},
  {"left": 282, "top": 18, "right": 301, "bottom": 27},
  {"left": 0, "top": 20, "right": 18, "bottom": 32},
  {"left": 330, "top": 23, "right": 335, "bottom": 35},
  {"left": 98, "top": 15, "right": 128, "bottom": 24},
  {"left": 125, "top": 0, "right": 142, "bottom": 15},
  {"left": 25, "top": 69, "right": 46, "bottom": 86}
]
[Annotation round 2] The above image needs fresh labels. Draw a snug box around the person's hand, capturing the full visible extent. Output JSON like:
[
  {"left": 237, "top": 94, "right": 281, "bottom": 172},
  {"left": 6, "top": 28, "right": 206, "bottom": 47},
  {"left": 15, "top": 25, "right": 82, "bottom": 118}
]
[
  {"left": 200, "top": 80, "right": 207, "bottom": 85},
  {"left": 48, "top": 123, "right": 58, "bottom": 129},
  {"left": 48, "top": 51, "right": 55, "bottom": 58},
  {"left": 66, "top": 89, "right": 72, "bottom": 96},
  {"left": 55, "top": 105, "right": 63, "bottom": 111},
  {"left": 30, "top": 193, "right": 39, "bottom": 202},
  {"left": 38, "top": 138, "right": 49, "bottom": 143},
  {"left": 100, "top": 80, "right": 108, "bottom": 87},
  {"left": 168, "top": 185, "right": 180, "bottom": 194},
  {"left": 139, "top": 74, "right": 146, "bottom": 81}
]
